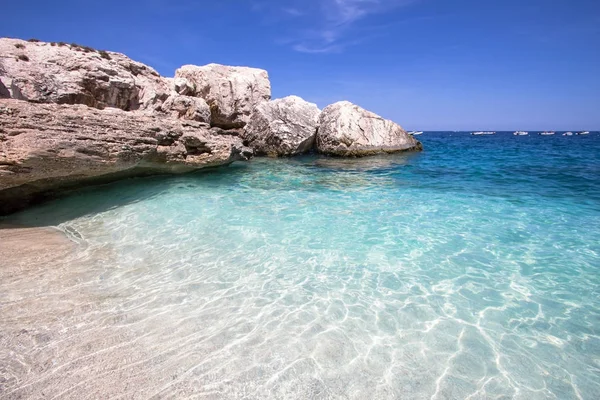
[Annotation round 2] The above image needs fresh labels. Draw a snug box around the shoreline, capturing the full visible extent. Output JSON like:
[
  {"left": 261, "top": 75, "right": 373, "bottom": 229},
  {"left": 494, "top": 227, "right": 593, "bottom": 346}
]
[
  {"left": 0, "top": 223, "right": 76, "bottom": 267},
  {"left": 0, "top": 37, "right": 421, "bottom": 216}
]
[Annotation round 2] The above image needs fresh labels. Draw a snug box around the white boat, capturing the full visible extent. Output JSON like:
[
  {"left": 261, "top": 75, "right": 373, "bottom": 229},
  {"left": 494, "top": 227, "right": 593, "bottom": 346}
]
[
  {"left": 576, "top": 131, "right": 590, "bottom": 135},
  {"left": 408, "top": 131, "right": 423, "bottom": 136},
  {"left": 471, "top": 131, "right": 496, "bottom": 135},
  {"left": 513, "top": 131, "right": 528, "bottom": 136},
  {"left": 563, "top": 132, "right": 573, "bottom": 136},
  {"left": 539, "top": 131, "right": 555, "bottom": 136}
]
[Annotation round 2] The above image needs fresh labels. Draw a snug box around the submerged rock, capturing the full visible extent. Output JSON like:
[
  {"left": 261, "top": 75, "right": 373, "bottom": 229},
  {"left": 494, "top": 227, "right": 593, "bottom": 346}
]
[
  {"left": 0, "top": 99, "right": 252, "bottom": 215},
  {"left": 243, "top": 95, "right": 320, "bottom": 157},
  {"left": 175, "top": 64, "right": 271, "bottom": 129},
  {"left": 317, "top": 101, "right": 422, "bottom": 156}
]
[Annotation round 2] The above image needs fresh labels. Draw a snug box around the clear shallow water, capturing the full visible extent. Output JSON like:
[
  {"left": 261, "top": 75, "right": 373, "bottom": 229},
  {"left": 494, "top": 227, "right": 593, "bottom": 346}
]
[{"left": 1, "top": 132, "right": 600, "bottom": 399}]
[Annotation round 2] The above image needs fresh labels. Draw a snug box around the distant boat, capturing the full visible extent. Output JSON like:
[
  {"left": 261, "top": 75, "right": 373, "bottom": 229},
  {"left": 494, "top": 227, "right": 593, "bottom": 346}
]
[
  {"left": 576, "top": 131, "right": 590, "bottom": 135},
  {"left": 471, "top": 131, "right": 496, "bottom": 135},
  {"left": 408, "top": 131, "right": 423, "bottom": 136},
  {"left": 563, "top": 132, "right": 573, "bottom": 136},
  {"left": 539, "top": 131, "right": 555, "bottom": 136},
  {"left": 513, "top": 131, "right": 528, "bottom": 136}
]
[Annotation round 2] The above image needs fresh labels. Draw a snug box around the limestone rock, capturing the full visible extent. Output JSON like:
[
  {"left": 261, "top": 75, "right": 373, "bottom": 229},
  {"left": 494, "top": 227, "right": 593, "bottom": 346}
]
[
  {"left": 138, "top": 78, "right": 171, "bottom": 113},
  {"left": 172, "top": 77, "right": 195, "bottom": 96},
  {"left": 175, "top": 64, "right": 271, "bottom": 129},
  {"left": 0, "top": 39, "right": 271, "bottom": 129},
  {"left": 0, "top": 99, "right": 252, "bottom": 215},
  {"left": 316, "top": 101, "right": 422, "bottom": 156},
  {"left": 243, "top": 96, "right": 320, "bottom": 156},
  {"left": 159, "top": 95, "right": 211, "bottom": 123},
  {"left": 0, "top": 38, "right": 163, "bottom": 111}
]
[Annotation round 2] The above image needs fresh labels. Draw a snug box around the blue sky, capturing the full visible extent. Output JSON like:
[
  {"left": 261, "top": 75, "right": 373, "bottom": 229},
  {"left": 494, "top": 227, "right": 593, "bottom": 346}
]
[{"left": 2, "top": 0, "right": 599, "bottom": 130}]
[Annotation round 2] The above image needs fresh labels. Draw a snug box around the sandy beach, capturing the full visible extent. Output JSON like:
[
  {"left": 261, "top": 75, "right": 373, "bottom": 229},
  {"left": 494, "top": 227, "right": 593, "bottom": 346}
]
[{"left": 0, "top": 224, "right": 75, "bottom": 267}]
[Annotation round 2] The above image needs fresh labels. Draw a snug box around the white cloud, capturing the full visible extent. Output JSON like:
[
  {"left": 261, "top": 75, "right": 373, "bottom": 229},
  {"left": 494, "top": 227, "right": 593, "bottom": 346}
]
[
  {"left": 293, "top": 43, "right": 343, "bottom": 54},
  {"left": 282, "top": 7, "right": 305, "bottom": 17},
  {"left": 263, "top": 0, "right": 417, "bottom": 54},
  {"left": 329, "top": 0, "right": 377, "bottom": 25}
]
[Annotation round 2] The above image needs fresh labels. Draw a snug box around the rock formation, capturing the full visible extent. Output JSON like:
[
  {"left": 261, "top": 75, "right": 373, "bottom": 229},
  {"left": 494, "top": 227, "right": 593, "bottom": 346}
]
[
  {"left": 243, "top": 96, "right": 320, "bottom": 157},
  {"left": 0, "top": 38, "right": 161, "bottom": 111},
  {"left": 0, "top": 99, "right": 251, "bottom": 215},
  {"left": 0, "top": 38, "right": 271, "bottom": 128},
  {"left": 158, "top": 95, "right": 211, "bottom": 123},
  {"left": 175, "top": 64, "right": 271, "bottom": 129},
  {"left": 316, "top": 101, "right": 422, "bottom": 156},
  {"left": 0, "top": 37, "right": 422, "bottom": 214},
  {"left": 0, "top": 38, "right": 266, "bottom": 214}
]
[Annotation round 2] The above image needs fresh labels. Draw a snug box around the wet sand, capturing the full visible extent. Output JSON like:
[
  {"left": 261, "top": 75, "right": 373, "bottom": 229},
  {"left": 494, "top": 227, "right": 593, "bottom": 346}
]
[
  {"left": 0, "top": 225, "right": 155, "bottom": 399},
  {"left": 0, "top": 224, "right": 76, "bottom": 267}
]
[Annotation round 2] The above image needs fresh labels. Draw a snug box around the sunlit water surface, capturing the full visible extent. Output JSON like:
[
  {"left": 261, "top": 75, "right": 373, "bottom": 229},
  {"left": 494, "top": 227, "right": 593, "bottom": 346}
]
[{"left": 1, "top": 132, "right": 600, "bottom": 399}]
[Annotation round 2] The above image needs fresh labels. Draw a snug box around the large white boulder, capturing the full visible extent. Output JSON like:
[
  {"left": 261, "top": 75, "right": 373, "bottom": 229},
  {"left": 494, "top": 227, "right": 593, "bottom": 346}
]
[
  {"left": 175, "top": 63, "right": 271, "bottom": 129},
  {"left": 243, "top": 95, "right": 320, "bottom": 156},
  {"left": 316, "top": 101, "right": 422, "bottom": 156}
]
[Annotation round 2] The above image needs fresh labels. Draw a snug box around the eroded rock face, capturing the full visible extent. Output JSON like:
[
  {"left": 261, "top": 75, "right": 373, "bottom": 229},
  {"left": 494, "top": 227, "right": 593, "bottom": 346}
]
[
  {"left": 0, "top": 38, "right": 212, "bottom": 125},
  {"left": 159, "top": 95, "right": 211, "bottom": 123},
  {"left": 176, "top": 64, "right": 271, "bottom": 129},
  {"left": 0, "top": 38, "right": 163, "bottom": 111},
  {"left": 171, "top": 77, "right": 195, "bottom": 96},
  {"left": 0, "top": 99, "right": 252, "bottom": 215},
  {"left": 243, "top": 96, "right": 320, "bottom": 156},
  {"left": 316, "top": 101, "right": 422, "bottom": 156}
]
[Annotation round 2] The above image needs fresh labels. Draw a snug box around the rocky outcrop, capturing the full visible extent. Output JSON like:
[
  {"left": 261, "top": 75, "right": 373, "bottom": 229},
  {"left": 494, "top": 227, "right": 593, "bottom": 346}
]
[
  {"left": 0, "top": 38, "right": 273, "bottom": 214},
  {"left": 0, "top": 37, "right": 423, "bottom": 214},
  {"left": 0, "top": 39, "right": 273, "bottom": 129},
  {"left": 158, "top": 95, "right": 211, "bottom": 123},
  {"left": 0, "top": 38, "right": 162, "bottom": 111},
  {"left": 242, "top": 96, "right": 320, "bottom": 157},
  {"left": 0, "top": 99, "right": 252, "bottom": 215},
  {"left": 175, "top": 64, "right": 271, "bottom": 129},
  {"left": 316, "top": 101, "right": 422, "bottom": 156}
]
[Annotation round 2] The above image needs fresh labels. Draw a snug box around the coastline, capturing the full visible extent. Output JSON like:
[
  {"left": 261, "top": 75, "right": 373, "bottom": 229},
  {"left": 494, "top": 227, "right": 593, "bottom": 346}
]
[
  {"left": 0, "top": 0, "right": 598, "bottom": 394},
  {"left": 0, "top": 137, "right": 598, "bottom": 398},
  {"left": 0, "top": 37, "right": 420, "bottom": 216}
]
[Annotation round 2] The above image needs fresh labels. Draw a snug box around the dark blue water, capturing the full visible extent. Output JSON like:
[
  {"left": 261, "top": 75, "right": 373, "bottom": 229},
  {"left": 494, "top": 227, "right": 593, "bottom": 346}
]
[{"left": 2, "top": 132, "right": 599, "bottom": 399}]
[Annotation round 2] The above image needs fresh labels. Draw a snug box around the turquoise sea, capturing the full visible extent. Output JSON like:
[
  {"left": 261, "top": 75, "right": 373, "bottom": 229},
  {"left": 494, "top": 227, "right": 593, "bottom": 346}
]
[{"left": 2, "top": 132, "right": 600, "bottom": 399}]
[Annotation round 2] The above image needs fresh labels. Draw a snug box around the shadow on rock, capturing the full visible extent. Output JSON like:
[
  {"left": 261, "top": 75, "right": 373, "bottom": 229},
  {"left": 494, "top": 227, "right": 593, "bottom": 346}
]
[{"left": 0, "top": 165, "right": 244, "bottom": 228}]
